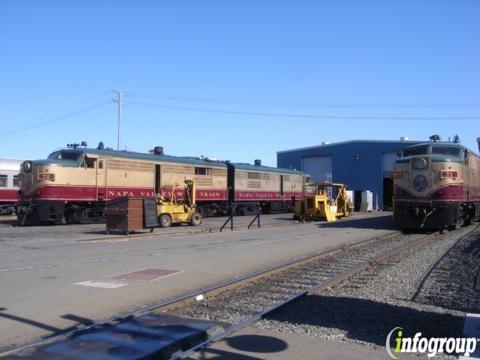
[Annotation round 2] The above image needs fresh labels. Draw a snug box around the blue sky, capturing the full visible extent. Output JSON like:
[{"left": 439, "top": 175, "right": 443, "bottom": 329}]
[{"left": 0, "top": 0, "right": 479, "bottom": 166}]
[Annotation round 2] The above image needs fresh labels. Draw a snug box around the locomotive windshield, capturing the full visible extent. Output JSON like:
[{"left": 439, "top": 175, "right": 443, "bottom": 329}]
[
  {"left": 431, "top": 146, "right": 461, "bottom": 158},
  {"left": 402, "top": 144, "right": 463, "bottom": 158},
  {"left": 47, "top": 150, "right": 83, "bottom": 162},
  {"left": 402, "top": 145, "right": 428, "bottom": 157}
]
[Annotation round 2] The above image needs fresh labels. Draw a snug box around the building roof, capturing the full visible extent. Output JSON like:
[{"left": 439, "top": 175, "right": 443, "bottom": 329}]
[{"left": 277, "top": 139, "right": 421, "bottom": 154}]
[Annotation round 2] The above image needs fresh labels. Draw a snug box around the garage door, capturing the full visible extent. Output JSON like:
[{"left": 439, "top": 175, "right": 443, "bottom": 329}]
[
  {"left": 302, "top": 156, "right": 332, "bottom": 182},
  {"left": 382, "top": 152, "right": 398, "bottom": 177}
]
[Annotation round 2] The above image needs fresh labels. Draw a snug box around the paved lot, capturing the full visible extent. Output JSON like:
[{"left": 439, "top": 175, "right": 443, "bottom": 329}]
[
  {"left": 0, "top": 213, "right": 299, "bottom": 244},
  {"left": 189, "top": 327, "right": 420, "bottom": 360},
  {"left": 0, "top": 212, "right": 395, "bottom": 351}
]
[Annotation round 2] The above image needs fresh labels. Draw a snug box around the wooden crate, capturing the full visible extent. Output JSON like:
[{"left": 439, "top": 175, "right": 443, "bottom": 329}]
[{"left": 105, "top": 197, "right": 144, "bottom": 234}]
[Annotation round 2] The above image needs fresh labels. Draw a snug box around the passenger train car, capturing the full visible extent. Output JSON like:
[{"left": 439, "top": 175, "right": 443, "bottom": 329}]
[
  {"left": 0, "top": 158, "right": 22, "bottom": 214},
  {"left": 17, "top": 144, "right": 306, "bottom": 224},
  {"left": 392, "top": 137, "right": 480, "bottom": 230}
]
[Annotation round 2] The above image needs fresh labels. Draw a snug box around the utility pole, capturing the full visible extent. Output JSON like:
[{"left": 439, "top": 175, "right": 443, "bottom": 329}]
[{"left": 113, "top": 90, "right": 124, "bottom": 150}]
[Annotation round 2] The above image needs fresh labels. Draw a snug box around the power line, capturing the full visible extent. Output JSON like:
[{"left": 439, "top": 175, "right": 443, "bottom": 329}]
[
  {"left": 128, "top": 101, "right": 480, "bottom": 120},
  {"left": 3, "top": 91, "right": 112, "bottom": 132},
  {"left": 0, "top": 106, "right": 115, "bottom": 141},
  {"left": 0, "top": 101, "right": 113, "bottom": 138},
  {"left": 128, "top": 92, "right": 480, "bottom": 109}
]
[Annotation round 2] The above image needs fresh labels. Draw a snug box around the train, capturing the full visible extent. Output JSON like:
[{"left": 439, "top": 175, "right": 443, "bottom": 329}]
[
  {"left": 16, "top": 143, "right": 307, "bottom": 225},
  {"left": 0, "top": 158, "right": 22, "bottom": 215},
  {"left": 392, "top": 136, "right": 480, "bottom": 231}
]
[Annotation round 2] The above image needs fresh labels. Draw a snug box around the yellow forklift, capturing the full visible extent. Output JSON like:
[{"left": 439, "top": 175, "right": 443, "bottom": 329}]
[
  {"left": 294, "top": 182, "right": 353, "bottom": 222},
  {"left": 157, "top": 180, "right": 202, "bottom": 228}
]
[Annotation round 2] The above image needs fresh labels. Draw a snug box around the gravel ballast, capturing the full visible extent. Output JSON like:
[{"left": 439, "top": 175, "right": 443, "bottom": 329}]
[
  {"left": 257, "top": 224, "right": 480, "bottom": 356},
  {"left": 173, "top": 232, "right": 424, "bottom": 326}
]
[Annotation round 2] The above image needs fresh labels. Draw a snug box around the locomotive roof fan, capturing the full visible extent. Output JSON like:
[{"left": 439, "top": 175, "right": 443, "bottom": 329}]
[{"left": 429, "top": 134, "right": 441, "bottom": 142}]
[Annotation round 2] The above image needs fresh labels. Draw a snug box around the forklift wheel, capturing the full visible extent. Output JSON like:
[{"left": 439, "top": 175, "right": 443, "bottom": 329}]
[
  {"left": 159, "top": 214, "right": 172, "bottom": 228},
  {"left": 190, "top": 212, "right": 202, "bottom": 226}
]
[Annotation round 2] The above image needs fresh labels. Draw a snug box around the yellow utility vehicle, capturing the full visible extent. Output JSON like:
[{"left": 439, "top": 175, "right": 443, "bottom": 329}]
[
  {"left": 157, "top": 180, "right": 202, "bottom": 228},
  {"left": 294, "top": 182, "right": 353, "bottom": 222}
]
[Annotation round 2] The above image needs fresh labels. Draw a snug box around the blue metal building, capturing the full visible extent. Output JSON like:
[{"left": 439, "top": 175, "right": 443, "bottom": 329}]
[{"left": 277, "top": 139, "right": 421, "bottom": 210}]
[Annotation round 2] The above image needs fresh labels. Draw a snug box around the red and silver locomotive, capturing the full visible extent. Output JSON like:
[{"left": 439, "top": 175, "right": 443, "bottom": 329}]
[
  {"left": 17, "top": 144, "right": 306, "bottom": 224},
  {"left": 392, "top": 136, "right": 480, "bottom": 230}
]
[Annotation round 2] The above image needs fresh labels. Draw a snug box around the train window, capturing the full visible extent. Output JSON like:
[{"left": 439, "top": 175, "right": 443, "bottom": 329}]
[
  {"left": 0, "top": 175, "right": 7, "bottom": 187},
  {"left": 85, "top": 157, "right": 96, "bottom": 169},
  {"left": 431, "top": 146, "right": 461, "bottom": 158},
  {"left": 98, "top": 160, "right": 104, "bottom": 169},
  {"left": 195, "top": 167, "right": 212, "bottom": 176},
  {"left": 247, "top": 172, "right": 261, "bottom": 180},
  {"left": 48, "top": 150, "right": 83, "bottom": 162},
  {"left": 402, "top": 145, "right": 428, "bottom": 157},
  {"left": 13, "top": 175, "right": 19, "bottom": 187}
]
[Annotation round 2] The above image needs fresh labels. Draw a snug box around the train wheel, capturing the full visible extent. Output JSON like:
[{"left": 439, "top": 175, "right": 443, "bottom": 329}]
[
  {"left": 190, "top": 212, "right": 202, "bottom": 226},
  {"left": 159, "top": 214, "right": 172, "bottom": 228}
]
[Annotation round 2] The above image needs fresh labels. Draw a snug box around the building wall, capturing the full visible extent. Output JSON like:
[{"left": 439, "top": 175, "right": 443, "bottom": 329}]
[{"left": 277, "top": 140, "right": 421, "bottom": 209}]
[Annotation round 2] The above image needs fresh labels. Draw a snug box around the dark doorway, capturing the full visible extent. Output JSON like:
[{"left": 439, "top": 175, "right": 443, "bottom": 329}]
[
  {"left": 155, "top": 165, "right": 161, "bottom": 194},
  {"left": 354, "top": 190, "right": 362, "bottom": 211},
  {"left": 383, "top": 177, "right": 393, "bottom": 210}
]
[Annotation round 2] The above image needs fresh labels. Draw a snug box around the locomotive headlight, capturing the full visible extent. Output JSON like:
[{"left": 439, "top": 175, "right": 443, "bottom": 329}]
[
  {"left": 412, "top": 157, "right": 427, "bottom": 170},
  {"left": 22, "top": 161, "right": 32, "bottom": 172}
]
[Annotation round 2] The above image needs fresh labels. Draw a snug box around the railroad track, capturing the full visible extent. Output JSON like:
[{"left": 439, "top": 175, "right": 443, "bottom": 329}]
[
  {"left": 4, "top": 229, "right": 453, "bottom": 359},
  {"left": 170, "top": 231, "right": 437, "bottom": 359},
  {"left": 410, "top": 223, "right": 480, "bottom": 311}
]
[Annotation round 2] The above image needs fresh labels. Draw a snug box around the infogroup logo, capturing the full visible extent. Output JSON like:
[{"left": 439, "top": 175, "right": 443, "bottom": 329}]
[{"left": 385, "top": 327, "right": 478, "bottom": 359}]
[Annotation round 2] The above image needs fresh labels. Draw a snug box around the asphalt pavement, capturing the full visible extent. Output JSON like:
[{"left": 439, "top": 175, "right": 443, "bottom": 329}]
[{"left": 0, "top": 212, "right": 394, "bottom": 351}]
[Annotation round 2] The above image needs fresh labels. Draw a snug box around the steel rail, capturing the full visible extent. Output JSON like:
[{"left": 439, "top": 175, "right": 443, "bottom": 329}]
[
  {"left": 0, "top": 230, "right": 398, "bottom": 357},
  {"left": 174, "top": 229, "right": 473, "bottom": 359},
  {"left": 6, "top": 225, "right": 479, "bottom": 359},
  {"left": 410, "top": 223, "right": 480, "bottom": 301}
]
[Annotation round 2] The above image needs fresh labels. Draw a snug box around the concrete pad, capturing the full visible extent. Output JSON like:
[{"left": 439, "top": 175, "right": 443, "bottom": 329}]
[
  {"left": 0, "top": 212, "right": 394, "bottom": 351},
  {"left": 188, "top": 327, "right": 421, "bottom": 360},
  {"left": 460, "top": 313, "right": 480, "bottom": 360}
]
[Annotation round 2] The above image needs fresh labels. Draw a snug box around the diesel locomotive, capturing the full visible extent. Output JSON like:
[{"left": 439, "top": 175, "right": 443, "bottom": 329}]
[
  {"left": 17, "top": 144, "right": 306, "bottom": 224},
  {"left": 392, "top": 136, "right": 480, "bottom": 230}
]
